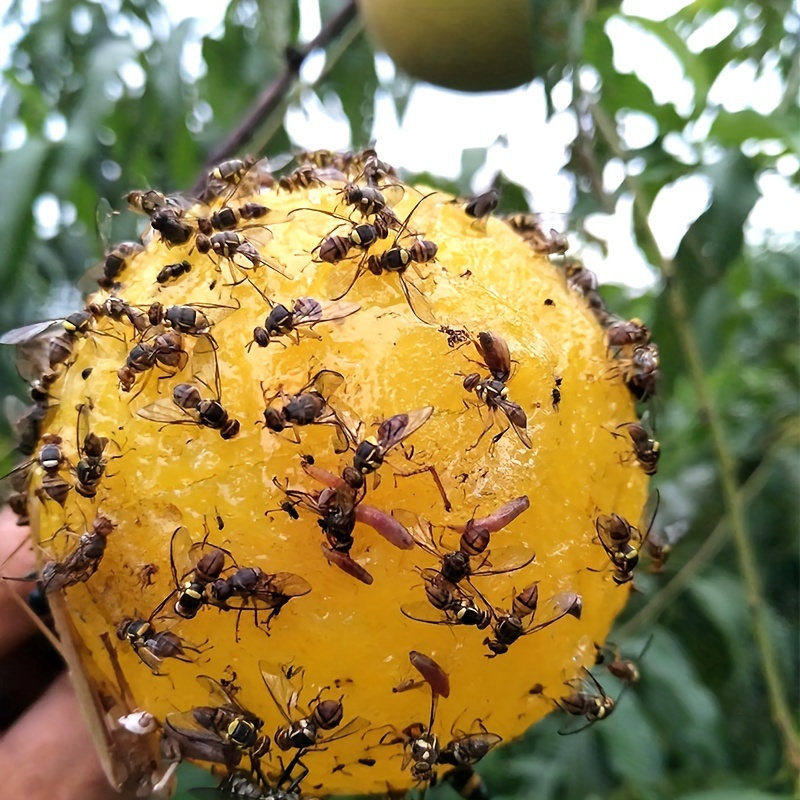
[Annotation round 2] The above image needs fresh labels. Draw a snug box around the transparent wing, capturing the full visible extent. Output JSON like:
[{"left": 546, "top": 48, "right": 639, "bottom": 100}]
[
  {"left": 292, "top": 297, "right": 361, "bottom": 327},
  {"left": 0, "top": 320, "right": 61, "bottom": 345},
  {"left": 196, "top": 675, "right": 244, "bottom": 714},
  {"left": 376, "top": 406, "right": 434, "bottom": 452},
  {"left": 391, "top": 509, "right": 436, "bottom": 555},
  {"left": 190, "top": 333, "right": 222, "bottom": 400},
  {"left": 397, "top": 274, "right": 437, "bottom": 325},
  {"left": 496, "top": 398, "right": 532, "bottom": 449},
  {"left": 527, "top": 591, "right": 582, "bottom": 634},
  {"left": 400, "top": 601, "right": 453, "bottom": 626},
  {"left": 472, "top": 545, "right": 536, "bottom": 577},
  {"left": 259, "top": 660, "right": 297, "bottom": 725},
  {"left": 137, "top": 398, "right": 198, "bottom": 425},
  {"left": 318, "top": 715, "right": 370, "bottom": 745},
  {"left": 304, "top": 369, "right": 345, "bottom": 399}
]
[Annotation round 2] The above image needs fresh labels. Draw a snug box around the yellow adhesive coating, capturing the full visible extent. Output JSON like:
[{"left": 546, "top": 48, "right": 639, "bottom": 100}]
[{"left": 30, "top": 172, "right": 647, "bottom": 797}]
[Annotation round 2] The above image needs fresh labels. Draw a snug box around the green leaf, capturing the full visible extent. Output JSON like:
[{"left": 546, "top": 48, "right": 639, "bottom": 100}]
[
  {"left": 710, "top": 110, "right": 796, "bottom": 154},
  {"left": 623, "top": 14, "right": 711, "bottom": 119},
  {"left": 0, "top": 138, "right": 51, "bottom": 290}
]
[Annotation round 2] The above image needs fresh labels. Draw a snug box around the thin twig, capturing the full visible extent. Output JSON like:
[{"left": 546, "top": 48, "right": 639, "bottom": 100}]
[
  {"left": 195, "top": 0, "right": 359, "bottom": 188},
  {"left": 590, "top": 102, "right": 800, "bottom": 775}
]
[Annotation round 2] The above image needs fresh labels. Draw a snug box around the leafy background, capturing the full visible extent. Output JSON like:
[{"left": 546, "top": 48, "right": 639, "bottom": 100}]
[{"left": 0, "top": 1, "right": 797, "bottom": 799}]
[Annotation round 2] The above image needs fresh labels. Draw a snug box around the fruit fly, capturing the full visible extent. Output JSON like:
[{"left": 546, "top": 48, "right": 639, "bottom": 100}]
[
  {"left": 277, "top": 165, "right": 325, "bottom": 193},
  {"left": 260, "top": 369, "right": 351, "bottom": 452},
  {"left": 100, "top": 242, "right": 145, "bottom": 288},
  {"left": 438, "top": 721, "right": 502, "bottom": 773},
  {"left": 260, "top": 661, "right": 369, "bottom": 752},
  {"left": 40, "top": 514, "right": 116, "bottom": 593},
  {"left": 117, "top": 329, "right": 188, "bottom": 392},
  {"left": 394, "top": 510, "right": 535, "bottom": 590},
  {"left": 138, "top": 335, "right": 240, "bottom": 438},
  {"left": 165, "top": 675, "right": 270, "bottom": 776},
  {"left": 249, "top": 296, "right": 360, "bottom": 349},
  {"left": 594, "top": 493, "right": 659, "bottom": 585},
  {"left": 462, "top": 331, "right": 531, "bottom": 450},
  {"left": 594, "top": 635, "right": 654, "bottom": 685},
  {"left": 149, "top": 525, "right": 228, "bottom": 621},
  {"left": 555, "top": 668, "right": 618, "bottom": 734},
  {"left": 329, "top": 193, "right": 440, "bottom": 324},
  {"left": 505, "top": 213, "right": 569, "bottom": 255},
  {"left": 350, "top": 406, "right": 434, "bottom": 481},
  {"left": 116, "top": 617, "right": 208, "bottom": 675},
  {"left": 622, "top": 343, "right": 660, "bottom": 401},
  {"left": 156, "top": 259, "right": 192, "bottom": 285},
  {"left": 73, "top": 402, "right": 112, "bottom": 498},
  {"left": 611, "top": 422, "right": 660, "bottom": 476},
  {"left": 401, "top": 572, "right": 493, "bottom": 630},
  {"left": 142, "top": 301, "right": 239, "bottom": 339},
  {"left": 195, "top": 230, "right": 286, "bottom": 284},
  {"left": 209, "top": 567, "right": 312, "bottom": 638},
  {"left": 311, "top": 213, "right": 393, "bottom": 265},
  {"left": 1, "top": 432, "right": 68, "bottom": 504},
  {"left": 483, "top": 584, "right": 583, "bottom": 657},
  {"left": 606, "top": 317, "right": 651, "bottom": 348},
  {"left": 381, "top": 651, "right": 447, "bottom": 785}
]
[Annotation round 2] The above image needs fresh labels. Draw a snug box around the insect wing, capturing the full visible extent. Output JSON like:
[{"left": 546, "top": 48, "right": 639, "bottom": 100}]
[
  {"left": 259, "top": 661, "right": 298, "bottom": 725},
  {"left": 304, "top": 369, "right": 345, "bottom": 400},
  {"left": 264, "top": 571, "right": 312, "bottom": 599},
  {"left": 191, "top": 333, "right": 222, "bottom": 400},
  {"left": 132, "top": 641, "right": 166, "bottom": 674},
  {"left": 137, "top": 397, "right": 198, "bottom": 425},
  {"left": 196, "top": 675, "right": 249, "bottom": 717},
  {"left": 495, "top": 397, "right": 532, "bottom": 448},
  {"left": 473, "top": 545, "right": 536, "bottom": 577},
  {"left": 318, "top": 715, "right": 370, "bottom": 746},
  {"left": 528, "top": 591, "right": 582, "bottom": 634},
  {"left": 391, "top": 509, "right": 436, "bottom": 554},
  {"left": 169, "top": 526, "right": 200, "bottom": 584},
  {"left": 165, "top": 711, "right": 241, "bottom": 763},
  {"left": 397, "top": 272, "right": 437, "bottom": 325},
  {"left": 293, "top": 297, "right": 360, "bottom": 327},
  {"left": 0, "top": 319, "right": 62, "bottom": 345},
  {"left": 376, "top": 406, "right": 434, "bottom": 452},
  {"left": 400, "top": 601, "right": 454, "bottom": 626}
]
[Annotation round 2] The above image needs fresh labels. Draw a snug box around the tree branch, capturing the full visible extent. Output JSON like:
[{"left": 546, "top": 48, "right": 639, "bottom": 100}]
[{"left": 196, "top": 0, "right": 359, "bottom": 186}]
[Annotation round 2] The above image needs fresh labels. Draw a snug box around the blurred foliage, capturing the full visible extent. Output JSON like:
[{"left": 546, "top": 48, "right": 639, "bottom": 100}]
[{"left": 0, "top": 0, "right": 798, "bottom": 798}]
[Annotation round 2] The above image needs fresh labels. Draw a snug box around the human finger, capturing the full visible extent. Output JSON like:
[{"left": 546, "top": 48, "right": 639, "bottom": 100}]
[{"left": 0, "top": 509, "right": 38, "bottom": 657}]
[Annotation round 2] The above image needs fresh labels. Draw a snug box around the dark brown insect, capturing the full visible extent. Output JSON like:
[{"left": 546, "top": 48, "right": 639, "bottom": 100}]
[
  {"left": 612, "top": 422, "right": 660, "bottom": 475},
  {"left": 260, "top": 661, "right": 369, "bottom": 752},
  {"left": 40, "top": 514, "right": 116, "bottom": 593},
  {"left": 195, "top": 231, "right": 285, "bottom": 282},
  {"left": 506, "top": 213, "right": 569, "bottom": 255},
  {"left": 198, "top": 202, "right": 271, "bottom": 234},
  {"left": 396, "top": 510, "right": 534, "bottom": 589},
  {"left": 249, "top": 296, "right": 360, "bottom": 349},
  {"left": 594, "top": 636, "right": 653, "bottom": 685},
  {"left": 259, "top": 370, "right": 350, "bottom": 452},
  {"left": 622, "top": 343, "right": 660, "bottom": 401},
  {"left": 552, "top": 376, "right": 562, "bottom": 411},
  {"left": 165, "top": 675, "right": 270, "bottom": 777},
  {"left": 594, "top": 494, "right": 659, "bottom": 585},
  {"left": 438, "top": 722, "right": 502, "bottom": 771},
  {"left": 443, "top": 764, "right": 493, "bottom": 800},
  {"left": 483, "top": 584, "right": 583, "bottom": 657},
  {"left": 100, "top": 242, "right": 144, "bottom": 287},
  {"left": 117, "top": 329, "right": 188, "bottom": 392},
  {"left": 462, "top": 331, "right": 531, "bottom": 450},
  {"left": 116, "top": 617, "right": 207, "bottom": 675},
  {"left": 329, "top": 193, "right": 439, "bottom": 324},
  {"left": 209, "top": 567, "right": 312, "bottom": 637},
  {"left": 137, "top": 335, "right": 240, "bottom": 438},
  {"left": 351, "top": 406, "right": 434, "bottom": 479},
  {"left": 278, "top": 165, "right": 324, "bottom": 193},
  {"left": 190, "top": 767, "right": 306, "bottom": 800},
  {"left": 74, "top": 403, "right": 111, "bottom": 498},
  {"left": 149, "top": 525, "right": 228, "bottom": 620},
  {"left": 1, "top": 433, "right": 70, "bottom": 506},
  {"left": 401, "top": 572, "right": 493, "bottom": 630},
  {"left": 462, "top": 188, "right": 500, "bottom": 221},
  {"left": 606, "top": 317, "right": 651, "bottom": 348},
  {"left": 339, "top": 183, "right": 394, "bottom": 218},
  {"left": 312, "top": 215, "right": 392, "bottom": 265},
  {"left": 555, "top": 669, "right": 618, "bottom": 734},
  {"left": 156, "top": 259, "right": 192, "bottom": 285}
]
